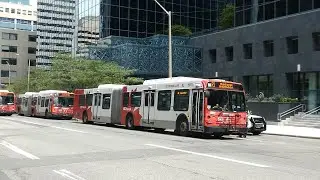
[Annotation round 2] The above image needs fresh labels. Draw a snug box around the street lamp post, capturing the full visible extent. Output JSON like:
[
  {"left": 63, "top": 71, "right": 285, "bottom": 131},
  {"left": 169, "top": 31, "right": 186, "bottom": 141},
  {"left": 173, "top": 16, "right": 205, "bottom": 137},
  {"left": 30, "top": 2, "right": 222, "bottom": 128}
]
[
  {"left": 27, "top": 59, "right": 31, "bottom": 91},
  {"left": 153, "top": 0, "right": 172, "bottom": 78}
]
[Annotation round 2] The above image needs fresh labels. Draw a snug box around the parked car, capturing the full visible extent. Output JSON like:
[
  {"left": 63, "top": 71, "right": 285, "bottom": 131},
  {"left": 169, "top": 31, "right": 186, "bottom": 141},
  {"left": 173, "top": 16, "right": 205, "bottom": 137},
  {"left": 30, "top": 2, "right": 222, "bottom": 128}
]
[{"left": 247, "top": 111, "right": 267, "bottom": 135}]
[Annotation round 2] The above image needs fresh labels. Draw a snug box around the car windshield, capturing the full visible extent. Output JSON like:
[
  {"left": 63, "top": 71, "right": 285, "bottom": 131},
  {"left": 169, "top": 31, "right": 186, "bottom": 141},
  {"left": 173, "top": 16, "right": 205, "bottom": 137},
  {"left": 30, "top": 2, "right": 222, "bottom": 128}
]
[
  {"left": 207, "top": 90, "right": 246, "bottom": 112},
  {"left": 0, "top": 95, "right": 14, "bottom": 105},
  {"left": 54, "top": 97, "right": 73, "bottom": 107}
]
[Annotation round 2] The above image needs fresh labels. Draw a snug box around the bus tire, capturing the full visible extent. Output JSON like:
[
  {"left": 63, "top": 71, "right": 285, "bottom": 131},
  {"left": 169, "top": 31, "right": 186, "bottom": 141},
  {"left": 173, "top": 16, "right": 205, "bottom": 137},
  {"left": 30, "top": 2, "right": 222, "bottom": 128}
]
[
  {"left": 176, "top": 116, "right": 189, "bottom": 137},
  {"left": 82, "top": 112, "right": 88, "bottom": 124},
  {"left": 45, "top": 110, "right": 49, "bottom": 119},
  {"left": 126, "top": 114, "right": 134, "bottom": 130}
]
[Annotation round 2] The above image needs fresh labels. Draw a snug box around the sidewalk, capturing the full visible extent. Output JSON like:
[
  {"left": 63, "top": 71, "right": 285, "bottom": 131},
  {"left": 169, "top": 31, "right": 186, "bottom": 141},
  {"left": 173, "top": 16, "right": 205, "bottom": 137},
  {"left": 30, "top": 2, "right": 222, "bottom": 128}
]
[{"left": 262, "top": 125, "right": 320, "bottom": 139}]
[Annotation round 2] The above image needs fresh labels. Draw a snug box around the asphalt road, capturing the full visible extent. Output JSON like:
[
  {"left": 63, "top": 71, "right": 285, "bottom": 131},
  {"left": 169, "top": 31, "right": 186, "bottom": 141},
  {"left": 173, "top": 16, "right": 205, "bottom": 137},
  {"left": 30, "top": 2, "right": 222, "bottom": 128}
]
[{"left": 0, "top": 115, "right": 319, "bottom": 180}]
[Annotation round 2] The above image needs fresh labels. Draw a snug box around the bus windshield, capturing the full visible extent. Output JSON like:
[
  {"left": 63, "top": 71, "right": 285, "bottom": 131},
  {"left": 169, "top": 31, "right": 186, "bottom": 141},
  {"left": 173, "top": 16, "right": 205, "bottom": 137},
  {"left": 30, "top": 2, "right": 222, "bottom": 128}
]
[
  {"left": 207, "top": 90, "right": 246, "bottom": 112},
  {"left": 54, "top": 97, "right": 74, "bottom": 107},
  {"left": 0, "top": 95, "right": 14, "bottom": 105}
]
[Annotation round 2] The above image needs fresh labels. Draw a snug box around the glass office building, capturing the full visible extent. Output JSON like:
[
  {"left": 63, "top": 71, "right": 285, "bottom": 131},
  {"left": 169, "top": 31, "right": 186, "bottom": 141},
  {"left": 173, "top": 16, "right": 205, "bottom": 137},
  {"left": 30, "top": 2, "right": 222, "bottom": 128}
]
[{"left": 78, "top": 0, "right": 229, "bottom": 39}]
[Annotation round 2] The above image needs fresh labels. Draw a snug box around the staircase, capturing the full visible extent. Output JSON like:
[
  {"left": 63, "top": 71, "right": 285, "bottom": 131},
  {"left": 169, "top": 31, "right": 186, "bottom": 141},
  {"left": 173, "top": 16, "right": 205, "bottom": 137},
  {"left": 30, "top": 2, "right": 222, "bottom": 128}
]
[{"left": 278, "top": 106, "right": 320, "bottom": 128}]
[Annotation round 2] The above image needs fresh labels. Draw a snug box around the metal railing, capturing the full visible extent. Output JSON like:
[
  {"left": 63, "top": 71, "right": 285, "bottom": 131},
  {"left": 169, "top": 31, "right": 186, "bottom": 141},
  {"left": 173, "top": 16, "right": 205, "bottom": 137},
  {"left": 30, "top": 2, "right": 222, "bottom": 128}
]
[
  {"left": 301, "top": 106, "right": 320, "bottom": 118},
  {"left": 277, "top": 104, "right": 306, "bottom": 121}
]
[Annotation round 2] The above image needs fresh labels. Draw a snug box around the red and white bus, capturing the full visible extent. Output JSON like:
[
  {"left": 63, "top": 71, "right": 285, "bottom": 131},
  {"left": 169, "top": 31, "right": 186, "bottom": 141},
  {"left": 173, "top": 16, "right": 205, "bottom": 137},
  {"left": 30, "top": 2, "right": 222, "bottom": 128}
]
[
  {"left": 17, "top": 92, "right": 38, "bottom": 116},
  {"left": 35, "top": 90, "right": 74, "bottom": 119},
  {"left": 120, "top": 77, "right": 248, "bottom": 137},
  {"left": 0, "top": 90, "right": 16, "bottom": 116},
  {"left": 73, "top": 88, "right": 94, "bottom": 123}
]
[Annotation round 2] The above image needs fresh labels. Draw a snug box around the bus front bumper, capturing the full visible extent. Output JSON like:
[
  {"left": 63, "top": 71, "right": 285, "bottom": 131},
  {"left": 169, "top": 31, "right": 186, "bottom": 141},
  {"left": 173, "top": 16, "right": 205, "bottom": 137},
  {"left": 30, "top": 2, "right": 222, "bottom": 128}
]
[{"left": 204, "top": 125, "right": 247, "bottom": 135}]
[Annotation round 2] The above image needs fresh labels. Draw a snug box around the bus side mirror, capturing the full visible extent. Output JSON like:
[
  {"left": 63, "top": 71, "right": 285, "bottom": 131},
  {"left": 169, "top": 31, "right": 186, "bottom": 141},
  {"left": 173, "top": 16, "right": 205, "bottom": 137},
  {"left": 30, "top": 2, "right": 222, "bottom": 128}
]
[{"left": 204, "top": 91, "right": 210, "bottom": 97}]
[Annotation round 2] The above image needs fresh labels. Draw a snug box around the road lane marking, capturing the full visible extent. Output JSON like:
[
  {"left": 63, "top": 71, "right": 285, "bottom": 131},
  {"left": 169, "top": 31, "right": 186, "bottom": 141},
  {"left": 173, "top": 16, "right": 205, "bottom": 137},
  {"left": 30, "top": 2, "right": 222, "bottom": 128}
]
[
  {"left": 0, "top": 140, "right": 40, "bottom": 160},
  {"left": 1, "top": 117, "right": 88, "bottom": 134},
  {"left": 53, "top": 169, "right": 86, "bottom": 180},
  {"left": 145, "top": 143, "right": 270, "bottom": 168}
]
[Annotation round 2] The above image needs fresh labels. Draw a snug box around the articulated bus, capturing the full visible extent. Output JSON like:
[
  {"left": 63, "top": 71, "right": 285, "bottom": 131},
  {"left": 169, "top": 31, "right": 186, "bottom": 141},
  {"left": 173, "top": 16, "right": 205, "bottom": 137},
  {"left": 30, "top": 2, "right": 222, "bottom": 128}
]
[
  {"left": 74, "top": 84, "right": 126, "bottom": 124},
  {"left": 17, "top": 92, "right": 38, "bottom": 116},
  {"left": 121, "top": 77, "right": 248, "bottom": 137},
  {"left": 73, "top": 88, "right": 94, "bottom": 123},
  {"left": 76, "top": 77, "right": 247, "bottom": 137},
  {"left": 0, "top": 90, "right": 16, "bottom": 116},
  {"left": 34, "top": 90, "right": 74, "bottom": 119}
]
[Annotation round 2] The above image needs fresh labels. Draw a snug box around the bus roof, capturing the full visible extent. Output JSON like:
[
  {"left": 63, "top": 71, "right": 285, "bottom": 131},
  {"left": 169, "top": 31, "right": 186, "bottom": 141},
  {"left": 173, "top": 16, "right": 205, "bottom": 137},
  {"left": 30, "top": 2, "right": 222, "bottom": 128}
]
[
  {"left": 39, "top": 90, "right": 68, "bottom": 96},
  {"left": 143, "top": 77, "right": 205, "bottom": 85},
  {"left": 0, "top": 90, "right": 10, "bottom": 93},
  {"left": 97, "top": 84, "right": 126, "bottom": 90}
]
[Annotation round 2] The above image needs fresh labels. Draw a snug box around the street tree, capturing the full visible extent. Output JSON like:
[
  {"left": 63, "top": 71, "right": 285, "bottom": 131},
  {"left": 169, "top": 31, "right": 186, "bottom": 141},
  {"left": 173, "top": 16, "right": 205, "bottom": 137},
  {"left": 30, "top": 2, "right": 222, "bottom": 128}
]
[
  {"left": 163, "top": 24, "right": 192, "bottom": 36},
  {"left": 218, "top": 4, "right": 235, "bottom": 30},
  {"left": 8, "top": 54, "right": 143, "bottom": 93}
]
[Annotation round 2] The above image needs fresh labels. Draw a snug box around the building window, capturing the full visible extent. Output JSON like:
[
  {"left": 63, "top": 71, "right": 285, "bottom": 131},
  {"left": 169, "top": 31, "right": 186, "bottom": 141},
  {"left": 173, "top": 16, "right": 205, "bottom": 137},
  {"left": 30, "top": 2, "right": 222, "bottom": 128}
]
[
  {"left": 2, "top": 33, "right": 18, "bottom": 40},
  {"left": 28, "top": 11, "right": 32, "bottom": 15},
  {"left": 17, "top": 9, "right": 21, "bottom": 14},
  {"left": 131, "top": 92, "right": 141, "bottom": 107},
  {"left": 174, "top": 89, "right": 189, "bottom": 111},
  {"left": 28, "top": 35, "right": 37, "bottom": 42},
  {"left": 312, "top": 32, "right": 320, "bottom": 51},
  {"left": 1, "top": 45, "right": 17, "bottom": 53},
  {"left": 243, "top": 75, "right": 273, "bottom": 97},
  {"left": 225, "top": 46, "right": 233, "bottom": 61},
  {"left": 286, "top": 36, "right": 298, "bottom": 54},
  {"left": 11, "top": 8, "right": 15, "bottom": 13},
  {"left": 28, "top": 59, "right": 36, "bottom": 66},
  {"left": 28, "top": 47, "right": 36, "bottom": 54},
  {"left": 157, "top": 90, "right": 171, "bottom": 111},
  {"left": 1, "top": 58, "right": 17, "bottom": 65},
  {"left": 263, "top": 40, "right": 274, "bottom": 57},
  {"left": 243, "top": 43, "right": 252, "bottom": 59},
  {"left": 0, "top": 7, "right": 3, "bottom": 12},
  {"left": 22, "top": 10, "right": 26, "bottom": 15},
  {"left": 5, "top": 8, "right": 9, "bottom": 13},
  {"left": 1, "top": 70, "right": 17, "bottom": 77},
  {"left": 209, "top": 49, "right": 217, "bottom": 63}
]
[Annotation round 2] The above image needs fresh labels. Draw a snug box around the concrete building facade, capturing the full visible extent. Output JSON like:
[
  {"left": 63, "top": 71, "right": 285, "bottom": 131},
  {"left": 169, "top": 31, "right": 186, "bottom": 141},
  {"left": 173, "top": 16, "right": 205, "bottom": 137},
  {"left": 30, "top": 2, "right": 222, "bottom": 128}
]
[
  {"left": 0, "top": 0, "right": 36, "bottom": 85},
  {"left": 190, "top": 9, "right": 320, "bottom": 110},
  {"left": 36, "top": 0, "right": 76, "bottom": 67}
]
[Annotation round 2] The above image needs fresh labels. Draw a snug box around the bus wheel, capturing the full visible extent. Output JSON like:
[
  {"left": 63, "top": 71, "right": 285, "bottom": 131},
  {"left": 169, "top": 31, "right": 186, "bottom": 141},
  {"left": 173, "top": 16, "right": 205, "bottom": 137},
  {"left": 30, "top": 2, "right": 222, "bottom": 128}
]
[
  {"left": 82, "top": 113, "right": 88, "bottom": 124},
  {"left": 178, "top": 120, "right": 189, "bottom": 137},
  {"left": 126, "top": 115, "right": 134, "bottom": 130}
]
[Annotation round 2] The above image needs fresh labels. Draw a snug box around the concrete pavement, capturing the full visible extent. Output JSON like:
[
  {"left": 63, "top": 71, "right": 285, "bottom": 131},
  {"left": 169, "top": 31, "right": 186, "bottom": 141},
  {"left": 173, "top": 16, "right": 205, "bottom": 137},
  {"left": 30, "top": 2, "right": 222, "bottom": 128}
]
[
  {"left": 0, "top": 115, "right": 319, "bottom": 180},
  {"left": 263, "top": 124, "right": 320, "bottom": 139}
]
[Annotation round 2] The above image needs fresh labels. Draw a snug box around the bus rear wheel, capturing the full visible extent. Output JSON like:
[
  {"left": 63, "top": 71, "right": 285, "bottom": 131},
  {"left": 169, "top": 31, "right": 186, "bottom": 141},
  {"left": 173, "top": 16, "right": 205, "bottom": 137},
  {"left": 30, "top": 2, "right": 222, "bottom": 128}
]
[
  {"left": 126, "top": 115, "right": 134, "bottom": 130},
  {"left": 178, "top": 120, "right": 189, "bottom": 137}
]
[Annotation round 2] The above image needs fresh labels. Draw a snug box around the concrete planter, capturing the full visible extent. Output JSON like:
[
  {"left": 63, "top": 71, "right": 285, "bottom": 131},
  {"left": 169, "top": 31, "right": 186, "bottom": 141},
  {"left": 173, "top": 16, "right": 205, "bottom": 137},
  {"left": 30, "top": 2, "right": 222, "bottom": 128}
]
[{"left": 246, "top": 102, "right": 301, "bottom": 122}]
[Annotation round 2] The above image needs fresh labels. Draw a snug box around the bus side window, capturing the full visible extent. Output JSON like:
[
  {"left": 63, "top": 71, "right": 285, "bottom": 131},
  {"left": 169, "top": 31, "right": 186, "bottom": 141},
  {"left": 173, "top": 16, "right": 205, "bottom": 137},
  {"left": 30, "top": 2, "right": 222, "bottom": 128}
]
[
  {"left": 86, "top": 94, "right": 93, "bottom": 106},
  {"left": 102, "top": 94, "right": 111, "bottom": 109},
  {"left": 157, "top": 90, "right": 171, "bottom": 111},
  {"left": 45, "top": 99, "right": 49, "bottom": 107},
  {"left": 131, "top": 92, "right": 141, "bottom": 107},
  {"left": 41, "top": 97, "right": 45, "bottom": 107},
  {"left": 123, "top": 93, "right": 129, "bottom": 107},
  {"left": 174, "top": 89, "right": 189, "bottom": 111},
  {"left": 79, "top": 95, "right": 85, "bottom": 106}
]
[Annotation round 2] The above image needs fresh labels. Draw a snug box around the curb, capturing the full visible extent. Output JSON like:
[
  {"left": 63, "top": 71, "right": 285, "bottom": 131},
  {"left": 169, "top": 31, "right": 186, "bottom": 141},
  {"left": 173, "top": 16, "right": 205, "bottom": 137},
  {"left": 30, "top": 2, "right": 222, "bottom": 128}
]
[{"left": 262, "top": 132, "right": 320, "bottom": 140}]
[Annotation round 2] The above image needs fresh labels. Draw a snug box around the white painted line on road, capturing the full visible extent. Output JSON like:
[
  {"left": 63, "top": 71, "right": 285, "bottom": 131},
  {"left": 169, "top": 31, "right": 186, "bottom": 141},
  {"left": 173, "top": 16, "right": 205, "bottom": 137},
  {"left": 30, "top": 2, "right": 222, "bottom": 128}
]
[
  {"left": 1, "top": 117, "right": 88, "bottom": 134},
  {"left": 53, "top": 169, "right": 86, "bottom": 180},
  {"left": 0, "top": 140, "right": 40, "bottom": 160},
  {"left": 145, "top": 143, "right": 270, "bottom": 168}
]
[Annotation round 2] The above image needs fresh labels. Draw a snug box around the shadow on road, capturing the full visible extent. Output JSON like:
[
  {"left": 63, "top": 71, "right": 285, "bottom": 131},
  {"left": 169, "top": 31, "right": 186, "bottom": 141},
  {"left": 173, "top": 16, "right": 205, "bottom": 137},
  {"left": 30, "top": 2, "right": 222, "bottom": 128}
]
[{"left": 71, "top": 120, "right": 246, "bottom": 141}]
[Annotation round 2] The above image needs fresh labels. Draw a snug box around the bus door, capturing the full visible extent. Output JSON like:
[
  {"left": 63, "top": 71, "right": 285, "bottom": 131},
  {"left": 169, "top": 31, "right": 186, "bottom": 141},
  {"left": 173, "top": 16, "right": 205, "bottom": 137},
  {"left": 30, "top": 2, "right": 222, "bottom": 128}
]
[
  {"left": 191, "top": 90, "right": 204, "bottom": 131},
  {"left": 26, "top": 97, "right": 33, "bottom": 116},
  {"left": 92, "top": 93, "right": 101, "bottom": 121},
  {"left": 143, "top": 90, "right": 155, "bottom": 124}
]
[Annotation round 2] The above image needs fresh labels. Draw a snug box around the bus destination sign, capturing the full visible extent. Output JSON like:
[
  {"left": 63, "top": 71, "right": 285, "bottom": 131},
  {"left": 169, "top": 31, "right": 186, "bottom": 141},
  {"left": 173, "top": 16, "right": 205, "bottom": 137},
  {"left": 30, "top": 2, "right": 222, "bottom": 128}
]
[{"left": 208, "top": 82, "right": 243, "bottom": 91}]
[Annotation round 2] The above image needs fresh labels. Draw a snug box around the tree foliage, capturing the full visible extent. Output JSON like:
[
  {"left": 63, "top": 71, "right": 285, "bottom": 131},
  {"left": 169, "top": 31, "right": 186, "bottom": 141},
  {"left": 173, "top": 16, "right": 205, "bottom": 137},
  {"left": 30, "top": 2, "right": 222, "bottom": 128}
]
[
  {"left": 8, "top": 54, "right": 143, "bottom": 94},
  {"left": 163, "top": 24, "right": 192, "bottom": 36},
  {"left": 218, "top": 4, "right": 235, "bottom": 30}
]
